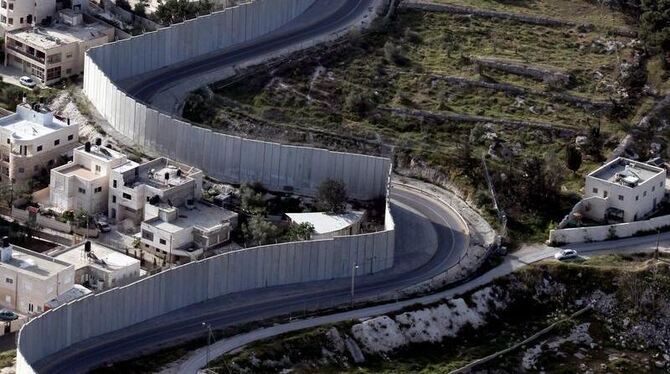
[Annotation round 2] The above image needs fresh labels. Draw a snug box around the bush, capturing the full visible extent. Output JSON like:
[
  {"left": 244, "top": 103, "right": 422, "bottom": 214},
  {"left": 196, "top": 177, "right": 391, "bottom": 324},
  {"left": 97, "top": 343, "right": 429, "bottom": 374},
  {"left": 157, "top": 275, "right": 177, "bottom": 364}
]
[
  {"left": 384, "top": 42, "right": 410, "bottom": 66},
  {"left": 344, "top": 91, "right": 371, "bottom": 117}
]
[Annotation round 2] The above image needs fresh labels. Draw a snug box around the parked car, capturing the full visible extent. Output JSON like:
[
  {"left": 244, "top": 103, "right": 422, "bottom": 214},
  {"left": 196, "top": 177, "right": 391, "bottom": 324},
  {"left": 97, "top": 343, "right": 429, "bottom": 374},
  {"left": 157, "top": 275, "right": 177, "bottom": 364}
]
[
  {"left": 0, "top": 309, "right": 18, "bottom": 321},
  {"left": 97, "top": 221, "right": 112, "bottom": 233},
  {"left": 19, "top": 76, "right": 36, "bottom": 88},
  {"left": 554, "top": 249, "right": 578, "bottom": 261}
]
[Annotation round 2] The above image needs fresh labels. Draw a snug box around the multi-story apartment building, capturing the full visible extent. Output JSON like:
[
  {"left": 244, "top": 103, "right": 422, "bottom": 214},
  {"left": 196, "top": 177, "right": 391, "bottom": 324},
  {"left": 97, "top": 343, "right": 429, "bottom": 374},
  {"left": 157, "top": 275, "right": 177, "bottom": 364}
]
[
  {"left": 108, "top": 157, "right": 204, "bottom": 226},
  {"left": 0, "top": 102, "right": 78, "bottom": 186},
  {"left": 140, "top": 202, "right": 237, "bottom": 265},
  {"left": 5, "top": 10, "right": 114, "bottom": 84},
  {"left": 0, "top": 0, "right": 56, "bottom": 35},
  {"left": 0, "top": 237, "right": 76, "bottom": 315},
  {"left": 49, "top": 141, "right": 128, "bottom": 215},
  {"left": 584, "top": 157, "right": 667, "bottom": 223}
]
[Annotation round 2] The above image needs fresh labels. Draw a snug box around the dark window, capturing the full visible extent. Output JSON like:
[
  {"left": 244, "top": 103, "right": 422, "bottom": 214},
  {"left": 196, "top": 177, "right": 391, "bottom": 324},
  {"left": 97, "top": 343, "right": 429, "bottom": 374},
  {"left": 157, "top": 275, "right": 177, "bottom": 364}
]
[
  {"left": 67, "top": 134, "right": 73, "bottom": 141},
  {"left": 141, "top": 230, "right": 154, "bottom": 241},
  {"left": 112, "top": 195, "right": 116, "bottom": 203},
  {"left": 36, "top": 145, "right": 42, "bottom": 152},
  {"left": 159, "top": 239, "right": 166, "bottom": 245},
  {"left": 618, "top": 195, "right": 624, "bottom": 201},
  {"left": 592, "top": 188, "right": 598, "bottom": 194},
  {"left": 94, "top": 187, "right": 102, "bottom": 193},
  {"left": 78, "top": 187, "right": 86, "bottom": 194},
  {"left": 122, "top": 193, "right": 131, "bottom": 200},
  {"left": 113, "top": 180, "right": 117, "bottom": 188},
  {"left": 5, "top": 278, "right": 12, "bottom": 284},
  {"left": 54, "top": 139, "right": 60, "bottom": 146}
]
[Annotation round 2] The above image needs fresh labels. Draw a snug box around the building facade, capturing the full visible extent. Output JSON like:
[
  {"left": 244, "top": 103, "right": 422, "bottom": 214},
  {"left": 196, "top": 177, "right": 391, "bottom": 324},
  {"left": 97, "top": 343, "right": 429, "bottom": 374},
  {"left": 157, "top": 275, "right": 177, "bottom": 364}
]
[
  {"left": 0, "top": 0, "right": 56, "bottom": 35},
  {"left": 0, "top": 102, "right": 78, "bottom": 186},
  {"left": 584, "top": 157, "right": 667, "bottom": 223},
  {"left": 5, "top": 10, "right": 113, "bottom": 84},
  {"left": 0, "top": 239, "right": 75, "bottom": 315},
  {"left": 49, "top": 142, "right": 128, "bottom": 215},
  {"left": 108, "top": 157, "right": 204, "bottom": 226}
]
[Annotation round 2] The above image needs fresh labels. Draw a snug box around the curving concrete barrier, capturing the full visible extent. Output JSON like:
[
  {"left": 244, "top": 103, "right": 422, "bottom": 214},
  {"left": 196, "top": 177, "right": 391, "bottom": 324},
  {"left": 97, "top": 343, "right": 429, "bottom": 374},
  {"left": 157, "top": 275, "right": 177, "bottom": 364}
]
[{"left": 17, "top": 0, "right": 396, "bottom": 372}]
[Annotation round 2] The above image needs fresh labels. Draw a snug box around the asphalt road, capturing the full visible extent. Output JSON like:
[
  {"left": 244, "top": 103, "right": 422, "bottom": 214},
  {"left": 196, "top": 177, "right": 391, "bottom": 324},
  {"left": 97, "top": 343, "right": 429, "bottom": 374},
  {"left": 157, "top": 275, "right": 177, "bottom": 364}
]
[
  {"left": 128, "top": 0, "right": 379, "bottom": 105},
  {"left": 32, "top": 186, "right": 470, "bottom": 373}
]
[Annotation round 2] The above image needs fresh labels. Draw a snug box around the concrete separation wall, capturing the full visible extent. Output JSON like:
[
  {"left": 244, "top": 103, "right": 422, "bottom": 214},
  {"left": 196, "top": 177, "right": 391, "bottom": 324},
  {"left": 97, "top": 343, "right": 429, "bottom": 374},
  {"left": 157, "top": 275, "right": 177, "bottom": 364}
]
[
  {"left": 17, "top": 1, "right": 398, "bottom": 372},
  {"left": 549, "top": 214, "right": 670, "bottom": 245},
  {"left": 83, "top": 0, "right": 390, "bottom": 200}
]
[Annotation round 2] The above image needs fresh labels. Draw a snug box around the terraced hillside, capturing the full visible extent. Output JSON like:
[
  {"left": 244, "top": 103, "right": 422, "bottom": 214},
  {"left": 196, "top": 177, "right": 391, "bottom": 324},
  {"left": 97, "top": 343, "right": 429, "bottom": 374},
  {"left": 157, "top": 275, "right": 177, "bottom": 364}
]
[{"left": 184, "top": 0, "right": 652, "bottom": 244}]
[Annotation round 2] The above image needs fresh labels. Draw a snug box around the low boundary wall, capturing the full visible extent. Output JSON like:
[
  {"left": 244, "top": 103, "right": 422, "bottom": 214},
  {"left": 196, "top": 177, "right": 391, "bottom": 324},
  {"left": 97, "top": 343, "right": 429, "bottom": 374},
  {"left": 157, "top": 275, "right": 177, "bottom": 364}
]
[
  {"left": 18, "top": 1, "right": 397, "bottom": 372},
  {"left": 549, "top": 214, "right": 670, "bottom": 245}
]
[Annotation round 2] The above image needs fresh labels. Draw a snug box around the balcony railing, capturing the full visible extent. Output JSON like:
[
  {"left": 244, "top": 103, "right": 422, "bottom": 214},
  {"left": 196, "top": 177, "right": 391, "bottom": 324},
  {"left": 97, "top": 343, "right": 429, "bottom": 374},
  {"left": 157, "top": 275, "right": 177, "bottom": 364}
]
[{"left": 6, "top": 45, "right": 45, "bottom": 64}]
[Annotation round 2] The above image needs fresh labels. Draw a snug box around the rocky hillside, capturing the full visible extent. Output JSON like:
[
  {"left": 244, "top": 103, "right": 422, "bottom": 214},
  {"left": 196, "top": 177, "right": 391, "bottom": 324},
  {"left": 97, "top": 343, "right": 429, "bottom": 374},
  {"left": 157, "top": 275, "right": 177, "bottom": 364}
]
[{"left": 215, "top": 254, "right": 670, "bottom": 373}]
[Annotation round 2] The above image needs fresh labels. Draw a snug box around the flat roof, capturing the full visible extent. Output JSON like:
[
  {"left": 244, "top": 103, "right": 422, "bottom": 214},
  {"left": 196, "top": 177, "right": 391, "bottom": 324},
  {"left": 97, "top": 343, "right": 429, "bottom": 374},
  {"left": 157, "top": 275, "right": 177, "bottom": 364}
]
[
  {"left": 145, "top": 202, "right": 237, "bottom": 233},
  {"left": 0, "top": 245, "right": 72, "bottom": 280},
  {"left": 45, "top": 284, "right": 91, "bottom": 309},
  {"left": 54, "top": 242, "right": 139, "bottom": 273},
  {"left": 0, "top": 104, "right": 71, "bottom": 141},
  {"left": 54, "top": 164, "right": 99, "bottom": 180},
  {"left": 589, "top": 157, "right": 665, "bottom": 187},
  {"left": 286, "top": 211, "right": 364, "bottom": 235},
  {"left": 9, "top": 21, "right": 113, "bottom": 50},
  {"left": 76, "top": 145, "right": 126, "bottom": 162},
  {"left": 112, "top": 160, "right": 140, "bottom": 174}
]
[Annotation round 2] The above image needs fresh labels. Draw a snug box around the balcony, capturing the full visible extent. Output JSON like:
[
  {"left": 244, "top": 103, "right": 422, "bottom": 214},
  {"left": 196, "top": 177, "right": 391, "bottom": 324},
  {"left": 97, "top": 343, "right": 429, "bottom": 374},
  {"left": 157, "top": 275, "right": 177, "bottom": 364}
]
[{"left": 6, "top": 45, "right": 45, "bottom": 64}]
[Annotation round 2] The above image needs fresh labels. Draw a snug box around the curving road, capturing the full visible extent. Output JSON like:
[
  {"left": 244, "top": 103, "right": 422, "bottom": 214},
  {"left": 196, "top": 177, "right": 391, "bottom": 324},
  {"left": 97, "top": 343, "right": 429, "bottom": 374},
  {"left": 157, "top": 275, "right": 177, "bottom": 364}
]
[
  {"left": 32, "top": 185, "right": 470, "bottom": 373},
  {"left": 126, "top": 0, "right": 381, "bottom": 110}
]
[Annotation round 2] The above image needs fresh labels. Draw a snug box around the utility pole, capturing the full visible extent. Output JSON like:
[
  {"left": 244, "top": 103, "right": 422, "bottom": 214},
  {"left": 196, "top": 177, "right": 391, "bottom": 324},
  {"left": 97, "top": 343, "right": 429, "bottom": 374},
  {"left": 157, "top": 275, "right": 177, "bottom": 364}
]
[
  {"left": 350, "top": 262, "right": 359, "bottom": 308},
  {"left": 202, "top": 322, "right": 213, "bottom": 371}
]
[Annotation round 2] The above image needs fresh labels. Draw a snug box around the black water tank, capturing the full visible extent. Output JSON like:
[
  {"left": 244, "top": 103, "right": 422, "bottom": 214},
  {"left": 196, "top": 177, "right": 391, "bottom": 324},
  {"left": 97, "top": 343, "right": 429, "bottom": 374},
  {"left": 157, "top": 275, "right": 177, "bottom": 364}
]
[
  {"left": 1, "top": 237, "right": 8, "bottom": 247},
  {"left": 95, "top": 138, "right": 102, "bottom": 146},
  {"left": 85, "top": 142, "right": 91, "bottom": 152},
  {"left": 84, "top": 241, "right": 91, "bottom": 252}
]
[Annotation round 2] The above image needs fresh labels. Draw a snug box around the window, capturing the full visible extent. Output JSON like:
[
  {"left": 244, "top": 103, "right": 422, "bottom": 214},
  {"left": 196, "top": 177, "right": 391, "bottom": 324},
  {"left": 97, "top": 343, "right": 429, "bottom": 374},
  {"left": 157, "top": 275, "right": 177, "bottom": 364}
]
[
  {"left": 159, "top": 239, "right": 166, "bottom": 245},
  {"left": 122, "top": 193, "right": 131, "bottom": 200},
  {"left": 8, "top": 18, "right": 13, "bottom": 25},
  {"left": 95, "top": 165, "right": 101, "bottom": 173},
  {"left": 592, "top": 188, "right": 598, "bottom": 194},
  {"left": 603, "top": 191, "right": 608, "bottom": 198},
  {"left": 636, "top": 195, "right": 639, "bottom": 201},
  {"left": 644, "top": 191, "right": 647, "bottom": 197},
  {"left": 68, "top": 134, "right": 74, "bottom": 141},
  {"left": 113, "top": 180, "right": 117, "bottom": 188},
  {"left": 48, "top": 159, "right": 54, "bottom": 166},
  {"left": 94, "top": 187, "right": 102, "bottom": 193},
  {"left": 17, "top": 167, "right": 23, "bottom": 173},
  {"left": 141, "top": 230, "right": 154, "bottom": 241},
  {"left": 112, "top": 195, "right": 116, "bottom": 203},
  {"left": 36, "top": 145, "right": 42, "bottom": 152},
  {"left": 78, "top": 187, "right": 86, "bottom": 194},
  {"left": 28, "top": 304, "right": 33, "bottom": 313},
  {"left": 618, "top": 195, "right": 624, "bottom": 201},
  {"left": 5, "top": 278, "right": 12, "bottom": 284},
  {"left": 652, "top": 186, "right": 656, "bottom": 192},
  {"left": 54, "top": 139, "right": 60, "bottom": 146}
]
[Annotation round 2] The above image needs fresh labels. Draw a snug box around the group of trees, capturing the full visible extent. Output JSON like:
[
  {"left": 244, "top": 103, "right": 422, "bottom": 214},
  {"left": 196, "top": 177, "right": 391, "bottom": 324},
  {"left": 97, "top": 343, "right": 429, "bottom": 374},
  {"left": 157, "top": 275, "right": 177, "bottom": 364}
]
[
  {"left": 640, "top": 0, "right": 670, "bottom": 58},
  {"left": 239, "top": 179, "right": 349, "bottom": 247},
  {"left": 153, "top": 0, "right": 214, "bottom": 25}
]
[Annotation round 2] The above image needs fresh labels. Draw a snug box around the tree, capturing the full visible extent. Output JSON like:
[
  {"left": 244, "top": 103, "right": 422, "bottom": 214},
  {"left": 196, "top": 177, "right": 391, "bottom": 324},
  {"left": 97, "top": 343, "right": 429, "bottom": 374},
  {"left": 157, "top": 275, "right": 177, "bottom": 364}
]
[
  {"left": 284, "top": 222, "right": 314, "bottom": 242},
  {"left": 242, "top": 215, "right": 279, "bottom": 247},
  {"left": 640, "top": 0, "right": 670, "bottom": 56},
  {"left": 565, "top": 144, "right": 583, "bottom": 174},
  {"left": 133, "top": 0, "right": 148, "bottom": 17},
  {"left": 317, "top": 179, "right": 348, "bottom": 214},
  {"left": 153, "top": 0, "right": 213, "bottom": 25},
  {"left": 239, "top": 182, "right": 266, "bottom": 215},
  {"left": 584, "top": 125, "right": 604, "bottom": 160}
]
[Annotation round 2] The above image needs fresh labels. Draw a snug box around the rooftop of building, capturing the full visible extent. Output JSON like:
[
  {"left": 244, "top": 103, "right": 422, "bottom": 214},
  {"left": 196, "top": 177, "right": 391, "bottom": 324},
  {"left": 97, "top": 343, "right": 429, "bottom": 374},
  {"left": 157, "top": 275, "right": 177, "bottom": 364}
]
[
  {"left": 118, "top": 158, "right": 201, "bottom": 191},
  {"left": 53, "top": 242, "right": 140, "bottom": 273},
  {"left": 0, "top": 103, "right": 72, "bottom": 141},
  {"left": 144, "top": 202, "right": 237, "bottom": 234},
  {"left": 76, "top": 143, "right": 126, "bottom": 162},
  {"left": 0, "top": 245, "right": 72, "bottom": 280},
  {"left": 45, "top": 284, "right": 91, "bottom": 309},
  {"left": 285, "top": 211, "right": 365, "bottom": 235},
  {"left": 589, "top": 157, "right": 666, "bottom": 188},
  {"left": 8, "top": 14, "right": 113, "bottom": 50},
  {"left": 53, "top": 163, "right": 99, "bottom": 180}
]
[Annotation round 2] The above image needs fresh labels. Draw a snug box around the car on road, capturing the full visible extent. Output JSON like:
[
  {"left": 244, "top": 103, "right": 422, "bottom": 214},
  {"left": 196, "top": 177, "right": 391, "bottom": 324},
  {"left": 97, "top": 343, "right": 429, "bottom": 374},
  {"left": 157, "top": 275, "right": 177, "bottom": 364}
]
[
  {"left": 19, "top": 76, "right": 37, "bottom": 88},
  {"left": 0, "top": 309, "right": 18, "bottom": 321},
  {"left": 554, "top": 249, "right": 578, "bottom": 261},
  {"left": 97, "top": 221, "right": 112, "bottom": 233}
]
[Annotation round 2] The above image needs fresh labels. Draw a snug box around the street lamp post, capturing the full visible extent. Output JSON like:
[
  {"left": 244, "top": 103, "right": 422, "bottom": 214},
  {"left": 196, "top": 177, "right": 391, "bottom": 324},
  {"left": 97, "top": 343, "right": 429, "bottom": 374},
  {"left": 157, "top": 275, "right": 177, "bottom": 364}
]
[
  {"left": 350, "top": 262, "right": 359, "bottom": 307},
  {"left": 202, "top": 322, "right": 213, "bottom": 370}
]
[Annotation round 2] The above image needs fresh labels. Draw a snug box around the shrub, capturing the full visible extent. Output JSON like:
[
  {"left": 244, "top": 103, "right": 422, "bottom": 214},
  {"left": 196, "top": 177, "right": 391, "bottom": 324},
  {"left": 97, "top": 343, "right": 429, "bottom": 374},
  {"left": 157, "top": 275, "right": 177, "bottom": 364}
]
[{"left": 384, "top": 41, "right": 410, "bottom": 66}]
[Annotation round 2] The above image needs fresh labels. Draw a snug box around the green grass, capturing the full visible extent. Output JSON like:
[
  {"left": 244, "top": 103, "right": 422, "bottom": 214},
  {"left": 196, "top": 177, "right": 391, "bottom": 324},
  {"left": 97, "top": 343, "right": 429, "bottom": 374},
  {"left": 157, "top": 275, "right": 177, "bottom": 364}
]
[{"left": 0, "top": 350, "right": 15, "bottom": 369}]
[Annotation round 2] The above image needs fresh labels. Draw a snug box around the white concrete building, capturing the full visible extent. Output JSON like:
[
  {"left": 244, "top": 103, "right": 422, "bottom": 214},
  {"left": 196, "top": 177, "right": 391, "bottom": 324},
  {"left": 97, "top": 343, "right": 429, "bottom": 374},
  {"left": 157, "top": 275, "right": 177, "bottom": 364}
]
[
  {"left": 140, "top": 202, "right": 237, "bottom": 265},
  {"left": 5, "top": 10, "right": 114, "bottom": 84},
  {"left": 52, "top": 241, "right": 140, "bottom": 291},
  {"left": 49, "top": 142, "right": 128, "bottom": 215},
  {"left": 109, "top": 157, "right": 204, "bottom": 226},
  {"left": 0, "top": 238, "right": 75, "bottom": 315},
  {"left": 0, "top": 102, "right": 78, "bottom": 186},
  {"left": 285, "top": 211, "right": 365, "bottom": 239},
  {"left": 0, "top": 0, "right": 56, "bottom": 35},
  {"left": 584, "top": 157, "right": 666, "bottom": 223}
]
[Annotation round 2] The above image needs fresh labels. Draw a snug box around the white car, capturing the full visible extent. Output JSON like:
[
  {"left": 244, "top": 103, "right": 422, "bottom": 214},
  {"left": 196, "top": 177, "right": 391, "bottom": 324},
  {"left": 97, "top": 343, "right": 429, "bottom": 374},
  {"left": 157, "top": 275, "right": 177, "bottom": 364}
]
[
  {"left": 19, "top": 76, "right": 36, "bottom": 88},
  {"left": 554, "top": 249, "right": 578, "bottom": 261}
]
